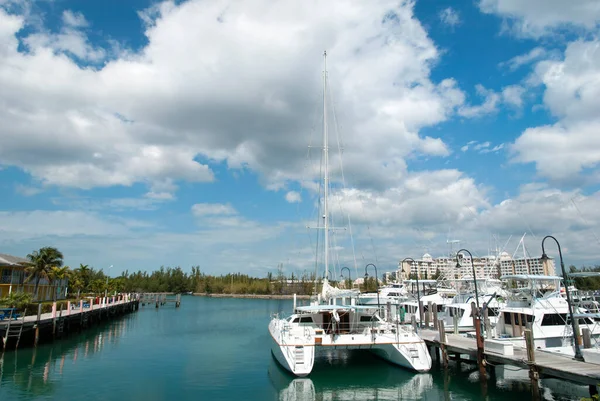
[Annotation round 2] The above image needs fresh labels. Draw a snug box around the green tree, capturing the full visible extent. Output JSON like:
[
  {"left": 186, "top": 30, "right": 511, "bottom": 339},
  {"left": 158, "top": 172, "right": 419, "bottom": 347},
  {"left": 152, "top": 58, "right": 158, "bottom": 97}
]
[
  {"left": 49, "top": 265, "right": 70, "bottom": 301},
  {"left": 25, "top": 247, "right": 64, "bottom": 300}
]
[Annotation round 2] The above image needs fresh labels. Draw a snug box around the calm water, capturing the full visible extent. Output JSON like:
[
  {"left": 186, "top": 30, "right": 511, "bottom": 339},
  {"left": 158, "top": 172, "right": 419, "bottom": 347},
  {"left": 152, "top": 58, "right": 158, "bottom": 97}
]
[{"left": 0, "top": 297, "right": 590, "bottom": 400}]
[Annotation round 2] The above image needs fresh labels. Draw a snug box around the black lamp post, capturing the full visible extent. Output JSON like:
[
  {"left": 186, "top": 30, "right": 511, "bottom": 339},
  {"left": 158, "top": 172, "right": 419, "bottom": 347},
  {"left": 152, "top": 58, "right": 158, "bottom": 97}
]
[
  {"left": 340, "top": 266, "right": 351, "bottom": 289},
  {"left": 456, "top": 249, "right": 480, "bottom": 310},
  {"left": 541, "top": 235, "right": 583, "bottom": 361},
  {"left": 402, "top": 257, "right": 421, "bottom": 326},
  {"left": 364, "top": 263, "right": 380, "bottom": 311}
]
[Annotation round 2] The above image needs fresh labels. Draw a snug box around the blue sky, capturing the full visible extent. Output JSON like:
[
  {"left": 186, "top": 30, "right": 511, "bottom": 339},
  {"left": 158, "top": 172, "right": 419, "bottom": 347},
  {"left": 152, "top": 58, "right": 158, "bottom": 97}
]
[{"left": 1, "top": 0, "right": 600, "bottom": 279}]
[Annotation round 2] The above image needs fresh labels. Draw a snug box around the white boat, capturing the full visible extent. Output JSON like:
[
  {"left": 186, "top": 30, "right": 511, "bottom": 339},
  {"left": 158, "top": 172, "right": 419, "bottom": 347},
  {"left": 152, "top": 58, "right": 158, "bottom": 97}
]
[
  {"left": 268, "top": 52, "right": 431, "bottom": 376},
  {"left": 357, "top": 282, "right": 407, "bottom": 305},
  {"left": 438, "top": 278, "right": 508, "bottom": 331},
  {"left": 487, "top": 275, "right": 600, "bottom": 351}
]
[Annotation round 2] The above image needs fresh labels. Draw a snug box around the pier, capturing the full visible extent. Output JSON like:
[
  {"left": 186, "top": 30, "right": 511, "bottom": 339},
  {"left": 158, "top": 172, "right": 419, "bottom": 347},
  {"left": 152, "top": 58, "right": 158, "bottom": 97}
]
[
  {"left": 414, "top": 312, "right": 600, "bottom": 400},
  {"left": 139, "top": 292, "right": 182, "bottom": 307},
  {"left": 0, "top": 294, "right": 139, "bottom": 351}
]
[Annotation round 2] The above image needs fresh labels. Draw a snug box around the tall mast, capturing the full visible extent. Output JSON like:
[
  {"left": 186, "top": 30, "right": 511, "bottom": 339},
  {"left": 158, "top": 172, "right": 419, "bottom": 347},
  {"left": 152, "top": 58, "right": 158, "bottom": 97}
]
[{"left": 323, "top": 50, "right": 329, "bottom": 280}]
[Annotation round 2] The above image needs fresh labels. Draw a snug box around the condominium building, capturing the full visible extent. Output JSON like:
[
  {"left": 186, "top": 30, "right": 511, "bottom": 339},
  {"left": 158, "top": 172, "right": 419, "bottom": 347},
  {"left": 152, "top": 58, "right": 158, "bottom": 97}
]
[{"left": 398, "top": 252, "right": 555, "bottom": 281}]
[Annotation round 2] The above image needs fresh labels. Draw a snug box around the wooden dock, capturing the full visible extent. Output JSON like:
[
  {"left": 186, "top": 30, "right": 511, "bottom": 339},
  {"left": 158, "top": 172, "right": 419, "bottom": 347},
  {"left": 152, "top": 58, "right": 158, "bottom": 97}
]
[
  {"left": 419, "top": 328, "right": 600, "bottom": 386},
  {"left": 139, "top": 293, "right": 181, "bottom": 307},
  {"left": 0, "top": 294, "right": 140, "bottom": 351}
]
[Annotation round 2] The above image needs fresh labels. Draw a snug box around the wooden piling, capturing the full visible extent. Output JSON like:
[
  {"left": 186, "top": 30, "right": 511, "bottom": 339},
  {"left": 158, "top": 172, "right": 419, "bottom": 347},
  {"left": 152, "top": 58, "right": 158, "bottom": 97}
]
[
  {"left": 453, "top": 312, "right": 459, "bottom": 334},
  {"left": 34, "top": 303, "right": 42, "bottom": 347},
  {"left": 411, "top": 314, "right": 417, "bottom": 333},
  {"left": 482, "top": 305, "right": 490, "bottom": 339},
  {"left": 582, "top": 328, "right": 592, "bottom": 349},
  {"left": 471, "top": 302, "right": 486, "bottom": 380},
  {"left": 438, "top": 319, "right": 448, "bottom": 368},
  {"left": 425, "top": 302, "right": 431, "bottom": 328},
  {"left": 418, "top": 301, "right": 424, "bottom": 327},
  {"left": 432, "top": 303, "right": 438, "bottom": 330},
  {"left": 525, "top": 328, "right": 541, "bottom": 401}
]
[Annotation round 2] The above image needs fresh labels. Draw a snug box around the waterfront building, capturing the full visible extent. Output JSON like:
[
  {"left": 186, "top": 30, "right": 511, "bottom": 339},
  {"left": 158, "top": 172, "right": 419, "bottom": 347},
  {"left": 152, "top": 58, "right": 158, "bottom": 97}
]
[
  {"left": 398, "top": 252, "right": 555, "bottom": 281},
  {"left": 0, "top": 253, "right": 68, "bottom": 300}
]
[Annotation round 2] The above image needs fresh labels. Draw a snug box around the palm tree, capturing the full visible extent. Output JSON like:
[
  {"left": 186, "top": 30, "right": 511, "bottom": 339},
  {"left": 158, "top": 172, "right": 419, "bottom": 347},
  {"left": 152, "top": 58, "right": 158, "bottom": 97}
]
[
  {"left": 75, "top": 264, "right": 91, "bottom": 293},
  {"left": 50, "top": 266, "right": 70, "bottom": 301},
  {"left": 25, "top": 247, "right": 64, "bottom": 300}
]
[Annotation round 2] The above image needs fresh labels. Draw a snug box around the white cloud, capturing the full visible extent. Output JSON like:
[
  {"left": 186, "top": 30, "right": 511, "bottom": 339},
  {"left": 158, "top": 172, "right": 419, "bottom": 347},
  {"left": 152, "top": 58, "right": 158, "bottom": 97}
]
[
  {"left": 458, "top": 85, "right": 501, "bottom": 117},
  {"left": 0, "top": 1, "right": 468, "bottom": 198},
  {"left": 62, "top": 10, "right": 88, "bottom": 28},
  {"left": 285, "top": 191, "right": 301, "bottom": 203},
  {"left": 14, "top": 184, "right": 42, "bottom": 196},
  {"left": 191, "top": 203, "right": 237, "bottom": 217},
  {"left": 460, "top": 141, "right": 504, "bottom": 155},
  {"left": 479, "top": 0, "right": 600, "bottom": 37},
  {"left": 500, "top": 47, "right": 548, "bottom": 71},
  {"left": 511, "top": 40, "right": 600, "bottom": 183},
  {"left": 501, "top": 85, "right": 524, "bottom": 108},
  {"left": 439, "top": 7, "right": 461, "bottom": 27}
]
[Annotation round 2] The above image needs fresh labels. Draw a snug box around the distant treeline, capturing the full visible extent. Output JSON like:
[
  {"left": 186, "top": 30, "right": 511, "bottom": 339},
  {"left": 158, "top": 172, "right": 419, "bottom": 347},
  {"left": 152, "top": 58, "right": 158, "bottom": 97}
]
[
  {"left": 569, "top": 265, "right": 600, "bottom": 291},
  {"left": 120, "top": 267, "right": 378, "bottom": 295}
]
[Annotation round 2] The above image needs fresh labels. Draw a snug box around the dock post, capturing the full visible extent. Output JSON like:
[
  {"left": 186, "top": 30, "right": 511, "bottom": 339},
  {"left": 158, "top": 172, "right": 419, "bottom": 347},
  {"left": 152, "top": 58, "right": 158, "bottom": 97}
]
[
  {"left": 425, "top": 302, "right": 431, "bottom": 328},
  {"left": 67, "top": 301, "right": 71, "bottom": 316},
  {"left": 293, "top": 294, "right": 297, "bottom": 311},
  {"left": 483, "top": 305, "right": 490, "bottom": 339},
  {"left": 438, "top": 319, "right": 448, "bottom": 368},
  {"left": 582, "top": 327, "right": 592, "bottom": 349},
  {"left": 34, "top": 303, "right": 42, "bottom": 347},
  {"left": 176, "top": 294, "right": 181, "bottom": 308},
  {"left": 453, "top": 313, "right": 458, "bottom": 334},
  {"left": 52, "top": 302, "right": 57, "bottom": 337},
  {"left": 411, "top": 314, "right": 417, "bottom": 333},
  {"left": 418, "top": 301, "right": 424, "bottom": 328},
  {"left": 525, "top": 328, "right": 541, "bottom": 401},
  {"left": 471, "top": 302, "right": 486, "bottom": 380},
  {"left": 386, "top": 301, "right": 392, "bottom": 322},
  {"left": 432, "top": 303, "right": 438, "bottom": 330}
]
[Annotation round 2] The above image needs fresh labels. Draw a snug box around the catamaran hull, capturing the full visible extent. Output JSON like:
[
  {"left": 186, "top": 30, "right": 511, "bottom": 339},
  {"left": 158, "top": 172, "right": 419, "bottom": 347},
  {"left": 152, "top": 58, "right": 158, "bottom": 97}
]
[{"left": 370, "top": 342, "right": 432, "bottom": 372}]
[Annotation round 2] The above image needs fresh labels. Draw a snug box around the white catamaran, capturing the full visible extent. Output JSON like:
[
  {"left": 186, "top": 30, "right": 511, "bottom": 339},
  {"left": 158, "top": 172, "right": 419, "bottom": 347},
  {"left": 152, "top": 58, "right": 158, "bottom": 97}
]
[{"left": 268, "top": 52, "right": 431, "bottom": 377}]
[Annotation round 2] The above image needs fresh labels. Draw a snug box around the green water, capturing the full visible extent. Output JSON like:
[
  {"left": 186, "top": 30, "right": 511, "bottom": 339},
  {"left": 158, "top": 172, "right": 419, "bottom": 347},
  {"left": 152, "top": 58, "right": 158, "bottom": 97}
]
[{"left": 0, "top": 297, "right": 589, "bottom": 400}]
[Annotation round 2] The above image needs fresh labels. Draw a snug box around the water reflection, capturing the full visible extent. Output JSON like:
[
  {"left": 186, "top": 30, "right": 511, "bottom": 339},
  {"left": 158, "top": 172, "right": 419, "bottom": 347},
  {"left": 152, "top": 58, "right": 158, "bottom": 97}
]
[
  {"left": 0, "top": 315, "right": 135, "bottom": 398},
  {"left": 268, "top": 351, "right": 436, "bottom": 401},
  {"left": 268, "top": 350, "right": 590, "bottom": 401}
]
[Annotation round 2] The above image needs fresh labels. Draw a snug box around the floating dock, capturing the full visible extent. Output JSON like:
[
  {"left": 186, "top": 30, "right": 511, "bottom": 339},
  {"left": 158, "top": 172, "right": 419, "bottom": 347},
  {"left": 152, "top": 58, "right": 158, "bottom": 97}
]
[{"left": 0, "top": 294, "right": 140, "bottom": 351}]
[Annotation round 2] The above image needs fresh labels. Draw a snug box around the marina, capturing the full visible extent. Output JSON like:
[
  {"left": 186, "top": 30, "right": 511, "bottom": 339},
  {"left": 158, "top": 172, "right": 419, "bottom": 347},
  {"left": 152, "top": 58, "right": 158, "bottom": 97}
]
[{"left": 1, "top": 296, "right": 597, "bottom": 401}]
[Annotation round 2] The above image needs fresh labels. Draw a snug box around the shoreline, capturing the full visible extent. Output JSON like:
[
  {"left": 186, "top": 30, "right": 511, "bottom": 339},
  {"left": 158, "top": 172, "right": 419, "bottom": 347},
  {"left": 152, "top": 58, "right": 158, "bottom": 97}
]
[{"left": 192, "top": 293, "right": 311, "bottom": 300}]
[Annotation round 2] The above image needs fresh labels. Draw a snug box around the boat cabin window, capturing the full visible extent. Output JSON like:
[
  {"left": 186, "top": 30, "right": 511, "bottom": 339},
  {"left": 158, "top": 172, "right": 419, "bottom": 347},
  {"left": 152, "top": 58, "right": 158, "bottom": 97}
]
[
  {"left": 541, "top": 313, "right": 567, "bottom": 326},
  {"left": 503, "top": 312, "right": 534, "bottom": 324},
  {"left": 448, "top": 307, "right": 465, "bottom": 318},
  {"left": 359, "top": 315, "right": 376, "bottom": 322},
  {"left": 291, "top": 316, "right": 314, "bottom": 324}
]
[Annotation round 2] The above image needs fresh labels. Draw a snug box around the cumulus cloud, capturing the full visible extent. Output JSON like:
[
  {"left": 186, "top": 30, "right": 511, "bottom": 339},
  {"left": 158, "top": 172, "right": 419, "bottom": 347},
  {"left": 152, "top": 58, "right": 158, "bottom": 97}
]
[
  {"left": 191, "top": 203, "right": 237, "bottom": 217},
  {"left": 439, "top": 7, "right": 461, "bottom": 27},
  {"left": 511, "top": 40, "right": 600, "bottom": 183},
  {"left": 479, "top": 0, "right": 600, "bottom": 37},
  {"left": 62, "top": 10, "right": 88, "bottom": 28},
  {"left": 285, "top": 191, "right": 301, "bottom": 203},
  {"left": 499, "top": 47, "right": 549, "bottom": 71},
  {"left": 0, "top": 1, "right": 470, "bottom": 199}
]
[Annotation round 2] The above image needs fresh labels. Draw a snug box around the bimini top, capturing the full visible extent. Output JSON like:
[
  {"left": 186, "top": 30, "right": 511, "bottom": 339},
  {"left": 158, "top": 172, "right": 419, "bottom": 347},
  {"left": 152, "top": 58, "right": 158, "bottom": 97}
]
[
  {"left": 403, "top": 279, "right": 438, "bottom": 284},
  {"left": 500, "top": 274, "right": 563, "bottom": 281},
  {"left": 295, "top": 304, "right": 378, "bottom": 313}
]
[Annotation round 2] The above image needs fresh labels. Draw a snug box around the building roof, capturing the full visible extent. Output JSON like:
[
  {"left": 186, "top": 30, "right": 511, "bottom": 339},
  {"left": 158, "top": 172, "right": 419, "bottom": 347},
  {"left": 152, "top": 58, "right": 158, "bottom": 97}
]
[{"left": 0, "top": 253, "right": 30, "bottom": 267}]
